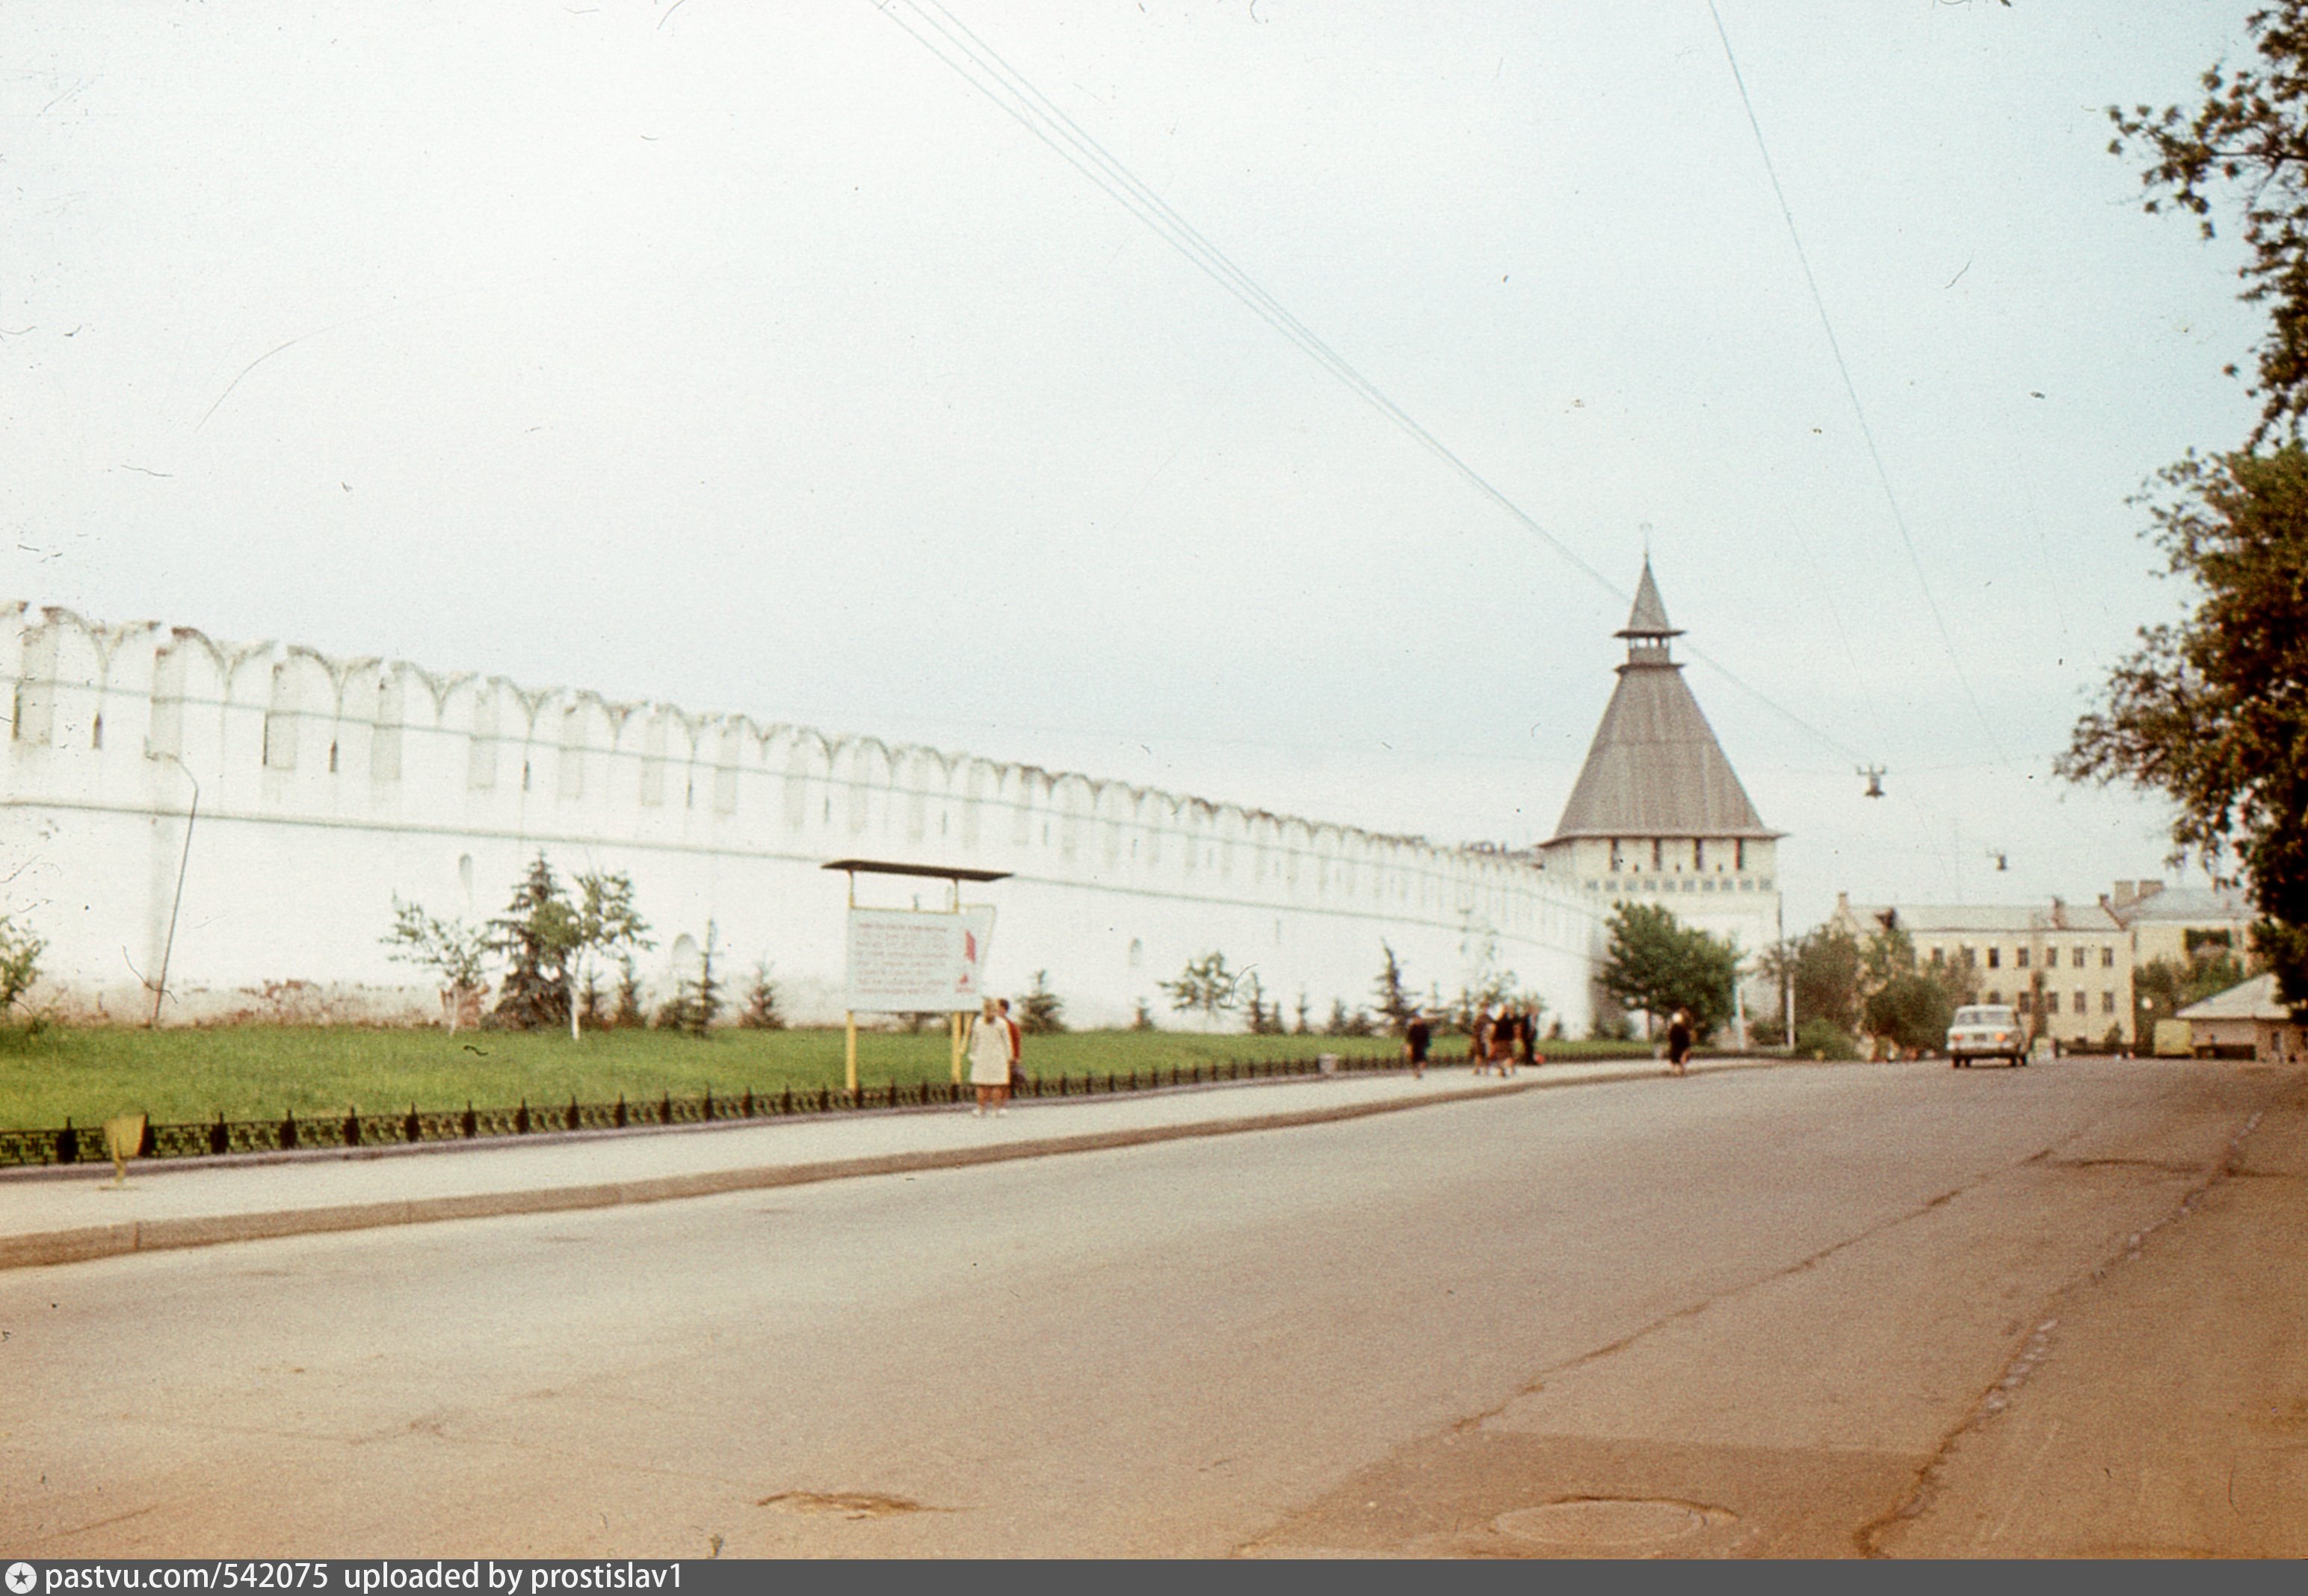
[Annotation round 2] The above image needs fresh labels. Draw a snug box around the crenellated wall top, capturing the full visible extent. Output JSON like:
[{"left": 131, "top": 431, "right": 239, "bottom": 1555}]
[{"left": 4, "top": 601, "right": 1555, "bottom": 885}]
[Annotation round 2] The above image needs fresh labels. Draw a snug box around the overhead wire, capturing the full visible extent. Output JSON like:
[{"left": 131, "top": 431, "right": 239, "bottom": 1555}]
[
  {"left": 873, "top": 0, "right": 1879, "bottom": 767},
  {"left": 1703, "top": 0, "right": 2011, "bottom": 782}
]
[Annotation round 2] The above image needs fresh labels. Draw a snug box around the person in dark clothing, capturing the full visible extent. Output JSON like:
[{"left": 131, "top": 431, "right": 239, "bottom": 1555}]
[
  {"left": 1667, "top": 1007, "right": 1694, "bottom": 1075},
  {"left": 1516, "top": 1006, "right": 1537, "bottom": 1070},
  {"left": 1404, "top": 1012, "right": 1431, "bottom": 1079}
]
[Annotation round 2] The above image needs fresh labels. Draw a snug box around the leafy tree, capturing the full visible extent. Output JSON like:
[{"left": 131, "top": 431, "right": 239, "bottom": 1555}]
[
  {"left": 2060, "top": 446, "right": 2308, "bottom": 1013},
  {"left": 1160, "top": 951, "right": 1243, "bottom": 1028},
  {"left": 739, "top": 959, "right": 786, "bottom": 1030},
  {"left": 1324, "top": 998, "right": 1375, "bottom": 1037},
  {"left": 564, "top": 870, "right": 652, "bottom": 1041},
  {"left": 1597, "top": 902, "right": 1741, "bottom": 1039},
  {"left": 1371, "top": 941, "right": 1416, "bottom": 1035},
  {"left": 2109, "top": 6, "right": 2308, "bottom": 442},
  {"left": 1293, "top": 990, "right": 1312, "bottom": 1035},
  {"left": 382, "top": 897, "right": 490, "bottom": 1032},
  {"left": 1768, "top": 924, "right": 1864, "bottom": 1036},
  {"left": 2133, "top": 949, "right": 2250, "bottom": 1035},
  {"left": 1865, "top": 973, "right": 1957, "bottom": 1057},
  {"left": 0, "top": 912, "right": 44, "bottom": 1018},
  {"left": 1130, "top": 999, "right": 1157, "bottom": 1032},
  {"left": 1018, "top": 969, "right": 1067, "bottom": 1035},
  {"left": 487, "top": 854, "right": 579, "bottom": 1030}
]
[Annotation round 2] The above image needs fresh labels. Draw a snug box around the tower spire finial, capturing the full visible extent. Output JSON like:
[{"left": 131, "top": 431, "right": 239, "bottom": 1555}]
[{"left": 1615, "top": 558, "right": 1684, "bottom": 648}]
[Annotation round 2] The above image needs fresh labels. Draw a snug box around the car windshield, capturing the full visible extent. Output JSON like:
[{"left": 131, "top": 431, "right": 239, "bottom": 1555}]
[{"left": 1953, "top": 1006, "right": 2014, "bottom": 1026}]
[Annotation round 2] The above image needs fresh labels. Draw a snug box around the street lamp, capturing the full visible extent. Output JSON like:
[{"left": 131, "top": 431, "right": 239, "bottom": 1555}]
[{"left": 149, "top": 752, "right": 198, "bottom": 1029}]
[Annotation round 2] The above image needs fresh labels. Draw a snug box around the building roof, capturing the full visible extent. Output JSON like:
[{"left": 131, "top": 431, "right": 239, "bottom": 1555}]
[
  {"left": 2111, "top": 885, "right": 2253, "bottom": 925},
  {"left": 1549, "top": 564, "right": 1777, "bottom": 843},
  {"left": 2177, "top": 973, "right": 2295, "bottom": 1022},
  {"left": 1839, "top": 899, "right": 2126, "bottom": 935}
]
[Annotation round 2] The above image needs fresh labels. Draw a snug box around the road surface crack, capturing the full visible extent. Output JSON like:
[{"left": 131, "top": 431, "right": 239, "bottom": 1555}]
[{"left": 1851, "top": 1104, "right": 2273, "bottom": 1556}]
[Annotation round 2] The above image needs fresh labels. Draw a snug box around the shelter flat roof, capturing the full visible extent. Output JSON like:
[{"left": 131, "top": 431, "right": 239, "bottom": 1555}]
[{"left": 820, "top": 859, "right": 1013, "bottom": 882}]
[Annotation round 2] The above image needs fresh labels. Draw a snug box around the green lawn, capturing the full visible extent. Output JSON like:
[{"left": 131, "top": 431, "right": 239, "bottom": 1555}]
[{"left": 0, "top": 1023, "right": 1650, "bottom": 1129}]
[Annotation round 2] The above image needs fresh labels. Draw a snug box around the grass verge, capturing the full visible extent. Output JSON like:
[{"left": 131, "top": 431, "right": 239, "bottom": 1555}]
[{"left": 0, "top": 1024, "right": 1656, "bottom": 1128}]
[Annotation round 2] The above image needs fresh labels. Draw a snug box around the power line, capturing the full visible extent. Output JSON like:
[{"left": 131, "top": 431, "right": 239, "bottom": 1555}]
[
  {"left": 1704, "top": 0, "right": 2010, "bottom": 773},
  {"left": 873, "top": 0, "right": 1877, "bottom": 767}
]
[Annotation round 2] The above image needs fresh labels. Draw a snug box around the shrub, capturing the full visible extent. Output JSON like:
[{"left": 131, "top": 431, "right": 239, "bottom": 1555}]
[
  {"left": 1795, "top": 1017, "right": 1861, "bottom": 1061},
  {"left": 0, "top": 912, "right": 44, "bottom": 1017}
]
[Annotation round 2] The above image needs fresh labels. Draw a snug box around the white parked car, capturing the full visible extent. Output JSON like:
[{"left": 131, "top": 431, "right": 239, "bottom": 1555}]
[{"left": 1946, "top": 1003, "right": 2026, "bottom": 1068}]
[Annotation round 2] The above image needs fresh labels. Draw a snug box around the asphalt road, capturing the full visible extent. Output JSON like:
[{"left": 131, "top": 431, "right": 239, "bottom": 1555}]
[{"left": 1, "top": 1057, "right": 2298, "bottom": 1558}]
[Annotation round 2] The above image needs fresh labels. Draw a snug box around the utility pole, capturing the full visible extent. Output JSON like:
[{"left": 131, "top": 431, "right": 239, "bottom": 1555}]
[{"left": 149, "top": 752, "right": 199, "bottom": 1028}]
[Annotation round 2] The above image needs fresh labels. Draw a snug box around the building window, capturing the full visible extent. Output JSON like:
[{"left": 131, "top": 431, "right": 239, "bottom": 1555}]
[
  {"left": 1987, "top": 947, "right": 2001, "bottom": 969},
  {"left": 2016, "top": 947, "right": 2029, "bottom": 969},
  {"left": 2102, "top": 991, "right": 2117, "bottom": 1015},
  {"left": 2043, "top": 992, "right": 2060, "bottom": 1015},
  {"left": 2100, "top": 946, "right": 2115, "bottom": 968},
  {"left": 1652, "top": 838, "right": 1663, "bottom": 870},
  {"left": 1735, "top": 838, "right": 1747, "bottom": 871},
  {"left": 1929, "top": 947, "right": 1943, "bottom": 965},
  {"left": 2072, "top": 947, "right": 2087, "bottom": 969},
  {"left": 1608, "top": 839, "right": 1623, "bottom": 872},
  {"left": 1987, "top": 989, "right": 2003, "bottom": 1004},
  {"left": 2074, "top": 989, "right": 2088, "bottom": 1015},
  {"left": 1694, "top": 838, "right": 1706, "bottom": 871},
  {"left": 2017, "top": 991, "right": 2032, "bottom": 1013}
]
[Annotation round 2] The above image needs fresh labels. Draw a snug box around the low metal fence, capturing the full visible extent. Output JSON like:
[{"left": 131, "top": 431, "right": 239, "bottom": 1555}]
[{"left": 0, "top": 1050, "right": 1466, "bottom": 1169}]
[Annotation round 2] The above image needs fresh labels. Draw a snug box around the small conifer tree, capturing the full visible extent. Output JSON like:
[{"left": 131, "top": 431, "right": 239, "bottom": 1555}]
[
  {"left": 1018, "top": 969, "right": 1067, "bottom": 1034},
  {"left": 740, "top": 959, "right": 786, "bottom": 1030}
]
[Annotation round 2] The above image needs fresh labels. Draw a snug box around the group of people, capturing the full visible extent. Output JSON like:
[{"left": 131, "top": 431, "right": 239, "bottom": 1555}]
[
  {"left": 1398, "top": 1006, "right": 1546, "bottom": 1079},
  {"left": 967, "top": 994, "right": 1698, "bottom": 1113},
  {"left": 966, "top": 995, "right": 1025, "bottom": 1116}
]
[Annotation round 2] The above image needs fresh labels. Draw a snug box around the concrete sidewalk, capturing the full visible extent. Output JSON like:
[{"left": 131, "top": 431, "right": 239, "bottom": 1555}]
[{"left": 0, "top": 1054, "right": 1762, "bottom": 1271}]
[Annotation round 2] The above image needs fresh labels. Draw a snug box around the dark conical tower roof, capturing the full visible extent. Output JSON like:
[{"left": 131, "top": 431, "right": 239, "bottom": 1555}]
[{"left": 1549, "top": 563, "right": 1779, "bottom": 842}]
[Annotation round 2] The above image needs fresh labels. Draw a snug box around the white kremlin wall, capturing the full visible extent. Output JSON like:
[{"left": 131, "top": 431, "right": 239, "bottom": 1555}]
[{"left": 0, "top": 604, "right": 1601, "bottom": 1031}]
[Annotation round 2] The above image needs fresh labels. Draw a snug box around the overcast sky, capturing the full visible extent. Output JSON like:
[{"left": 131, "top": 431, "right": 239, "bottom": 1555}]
[{"left": 1, "top": 1, "right": 2270, "bottom": 933}]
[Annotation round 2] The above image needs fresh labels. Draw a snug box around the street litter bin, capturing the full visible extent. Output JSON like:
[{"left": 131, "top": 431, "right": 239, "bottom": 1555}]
[{"left": 1318, "top": 1053, "right": 1339, "bottom": 1075}]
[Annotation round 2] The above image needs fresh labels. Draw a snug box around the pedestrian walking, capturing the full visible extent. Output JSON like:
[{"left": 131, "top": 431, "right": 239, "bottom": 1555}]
[
  {"left": 1516, "top": 1006, "right": 1538, "bottom": 1071},
  {"left": 1493, "top": 1007, "right": 1519, "bottom": 1075},
  {"left": 1667, "top": 1007, "right": 1694, "bottom": 1076},
  {"left": 999, "top": 995, "right": 1024, "bottom": 1092},
  {"left": 968, "top": 998, "right": 1013, "bottom": 1116},
  {"left": 1469, "top": 1007, "right": 1493, "bottom": 1076},
  {"left": 1404, "top": 1012, "right": 1432, "bottom": 1079}
]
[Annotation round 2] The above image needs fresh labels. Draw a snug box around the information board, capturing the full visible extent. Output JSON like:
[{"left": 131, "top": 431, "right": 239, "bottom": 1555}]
[{"left": 845, "top": 906, "right": 996, "bottom": 1012}]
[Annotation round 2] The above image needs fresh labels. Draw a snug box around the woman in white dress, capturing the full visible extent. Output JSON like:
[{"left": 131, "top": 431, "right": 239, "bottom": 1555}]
[{"left": 967, "top": 996, "right": 1012, "bottom": 1116}]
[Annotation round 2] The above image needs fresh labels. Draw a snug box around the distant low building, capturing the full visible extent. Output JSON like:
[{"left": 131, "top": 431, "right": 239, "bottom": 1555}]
[
  {"left": 2102, "top": 879, "right": 2256, "bottom": 972},
  {"left": 1830, "top": 894, "right": 2132, "bottom": 1048},
  {"left": 2176, "top": 974, "right": 2305, "bottom": 1063}
]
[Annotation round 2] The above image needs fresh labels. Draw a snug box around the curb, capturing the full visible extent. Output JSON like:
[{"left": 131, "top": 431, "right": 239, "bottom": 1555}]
[{"left": 0, "top": 1057, "right": 1763, "bottom": 1272}]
